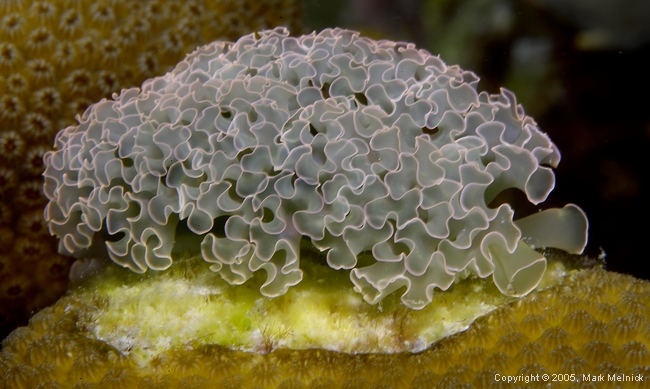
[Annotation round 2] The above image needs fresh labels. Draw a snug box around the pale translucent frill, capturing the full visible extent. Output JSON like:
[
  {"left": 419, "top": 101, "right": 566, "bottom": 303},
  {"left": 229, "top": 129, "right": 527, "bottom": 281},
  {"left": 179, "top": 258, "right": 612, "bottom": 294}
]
[{"left": 43, "top": 28, "right": 588, "bottom": 309}]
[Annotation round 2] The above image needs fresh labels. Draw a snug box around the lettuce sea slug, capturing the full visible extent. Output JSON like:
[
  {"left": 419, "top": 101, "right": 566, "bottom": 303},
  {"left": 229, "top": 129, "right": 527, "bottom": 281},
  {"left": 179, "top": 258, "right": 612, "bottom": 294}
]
[
  {"left": 3, "top": 28, "right": 648, "bottom": 388},
  {"left": 42, "top": 27, "right": 587, "bottom": 307}
]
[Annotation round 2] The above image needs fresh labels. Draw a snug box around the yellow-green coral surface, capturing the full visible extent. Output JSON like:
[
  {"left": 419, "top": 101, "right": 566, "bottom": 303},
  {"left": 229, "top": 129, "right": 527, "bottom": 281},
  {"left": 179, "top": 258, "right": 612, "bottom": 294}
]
[{"left": 61, "top": 255, "right": 565, "bottom": 362}]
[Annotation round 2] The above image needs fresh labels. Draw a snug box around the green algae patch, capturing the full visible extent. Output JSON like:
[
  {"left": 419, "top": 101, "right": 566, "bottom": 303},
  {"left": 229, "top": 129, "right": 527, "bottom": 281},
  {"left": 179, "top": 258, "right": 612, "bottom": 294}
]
[{"left": 70, "top": 254, "right": 570, "bottom": 365}]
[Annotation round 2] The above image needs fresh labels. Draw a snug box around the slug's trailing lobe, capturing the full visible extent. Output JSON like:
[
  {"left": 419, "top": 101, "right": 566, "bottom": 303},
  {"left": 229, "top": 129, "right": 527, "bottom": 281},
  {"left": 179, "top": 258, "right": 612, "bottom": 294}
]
[{"left": 43, "top": 28, "right": 588, "bottom": 309}]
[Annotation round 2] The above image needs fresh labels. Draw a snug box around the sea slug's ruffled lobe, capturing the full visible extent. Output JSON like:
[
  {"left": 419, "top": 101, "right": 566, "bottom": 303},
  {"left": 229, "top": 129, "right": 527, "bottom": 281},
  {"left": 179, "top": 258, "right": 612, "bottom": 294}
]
[{"left": 43, "top": 28, "right": 588, "bottom": 308}]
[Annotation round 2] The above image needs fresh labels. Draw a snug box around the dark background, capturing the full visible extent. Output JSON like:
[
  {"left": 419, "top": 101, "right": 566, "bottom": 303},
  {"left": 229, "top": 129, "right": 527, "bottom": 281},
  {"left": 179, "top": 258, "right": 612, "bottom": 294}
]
[{"left": 302, "top": 0, "right": 650, "bottom": 281}]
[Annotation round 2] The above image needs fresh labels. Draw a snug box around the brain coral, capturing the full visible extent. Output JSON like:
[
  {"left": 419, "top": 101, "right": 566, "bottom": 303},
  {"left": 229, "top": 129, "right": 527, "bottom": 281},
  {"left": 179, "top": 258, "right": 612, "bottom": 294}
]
[{"left": 43, "top": 27, "right": 588, "bottom": 309}]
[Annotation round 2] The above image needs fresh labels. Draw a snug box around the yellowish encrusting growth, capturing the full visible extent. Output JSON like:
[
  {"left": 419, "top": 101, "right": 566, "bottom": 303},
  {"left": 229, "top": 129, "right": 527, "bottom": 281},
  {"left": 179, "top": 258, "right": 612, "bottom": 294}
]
[
  {"left": 0, "top": 0, "right": 303, "bottom": 337},
  {"left": 58, "top": 255, "right": 571, "bottom": 361},
  {"left": 2, "top": 260, "right": 650, "bottom": 388}
]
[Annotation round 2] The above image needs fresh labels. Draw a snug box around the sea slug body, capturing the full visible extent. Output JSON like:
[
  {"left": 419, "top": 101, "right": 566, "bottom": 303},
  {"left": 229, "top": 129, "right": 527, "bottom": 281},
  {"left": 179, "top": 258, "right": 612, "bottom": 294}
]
[{"left": 43, "top": 27, "right": 588, "bottom": 309}]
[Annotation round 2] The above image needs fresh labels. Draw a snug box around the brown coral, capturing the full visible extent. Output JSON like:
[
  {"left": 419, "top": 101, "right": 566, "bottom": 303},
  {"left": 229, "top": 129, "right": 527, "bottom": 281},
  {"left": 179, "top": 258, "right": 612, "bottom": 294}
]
[
  {"left": 0, "top": 0, "right": 303, "bottom": 340},
  {"left": 1, "top": 268, "right": 650, "bottom": 388}
]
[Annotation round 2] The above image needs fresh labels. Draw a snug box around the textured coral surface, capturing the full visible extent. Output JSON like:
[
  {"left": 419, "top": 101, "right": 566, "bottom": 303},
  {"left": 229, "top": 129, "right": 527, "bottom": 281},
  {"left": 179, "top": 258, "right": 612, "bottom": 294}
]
[
  {"left": 0, "top": 0, "right": 302, "bottom": 339},
  {"left": 42, "top": 28, "right": 587, "bottom": 310},
  {"left": 2, "top": 267, "right": 649, "bottom": 388},
  {"left": 54, "top": 254, "right": 552, "bottom": 358}
]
